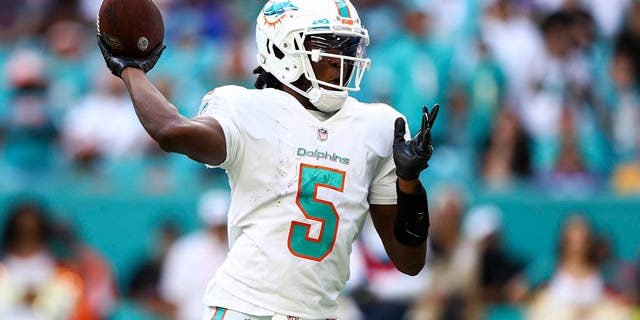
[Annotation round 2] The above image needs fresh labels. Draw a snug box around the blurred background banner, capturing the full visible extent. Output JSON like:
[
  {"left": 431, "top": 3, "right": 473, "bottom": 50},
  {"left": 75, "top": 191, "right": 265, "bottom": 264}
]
[{"left": 0, "top": 0, "right": 639, "bottom": 319}]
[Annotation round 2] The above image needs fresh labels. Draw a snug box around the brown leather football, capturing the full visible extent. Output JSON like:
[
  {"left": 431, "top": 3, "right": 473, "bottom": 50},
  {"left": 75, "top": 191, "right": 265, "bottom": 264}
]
[{"left": 97, "top": 0, "right": 164, "bottom": 58}]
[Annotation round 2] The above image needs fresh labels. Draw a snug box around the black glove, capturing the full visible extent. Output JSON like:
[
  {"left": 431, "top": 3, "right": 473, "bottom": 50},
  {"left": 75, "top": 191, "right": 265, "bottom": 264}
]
[
  {"left": 393, "top": 104, "right": 439, "bottom": 180},
  {"left": 97, "top": 35, "right": 166, "bottom": 78}
]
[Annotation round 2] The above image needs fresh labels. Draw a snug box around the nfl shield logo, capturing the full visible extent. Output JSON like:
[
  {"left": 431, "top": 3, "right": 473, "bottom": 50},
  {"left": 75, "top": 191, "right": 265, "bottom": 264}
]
[{"left": 317, "top": 128, "right": 328, "bottom": 141}]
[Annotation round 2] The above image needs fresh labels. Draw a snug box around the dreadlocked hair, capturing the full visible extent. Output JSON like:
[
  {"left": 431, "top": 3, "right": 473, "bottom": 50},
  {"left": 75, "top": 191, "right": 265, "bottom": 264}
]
[{"left": 253, "top": 66, "right": 283, "bottom": 90}]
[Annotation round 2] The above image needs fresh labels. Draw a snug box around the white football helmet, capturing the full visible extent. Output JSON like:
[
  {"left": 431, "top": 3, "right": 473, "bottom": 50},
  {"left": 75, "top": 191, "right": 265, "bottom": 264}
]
[{"left": 256, "top": 0, "right": 371, "bottom": 112}]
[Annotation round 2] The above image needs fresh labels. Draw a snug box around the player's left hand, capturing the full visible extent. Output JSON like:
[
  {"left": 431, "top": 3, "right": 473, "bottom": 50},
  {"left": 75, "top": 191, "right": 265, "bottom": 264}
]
[{"left": 393, "top": 104, "right": 439, "bottom": 180}]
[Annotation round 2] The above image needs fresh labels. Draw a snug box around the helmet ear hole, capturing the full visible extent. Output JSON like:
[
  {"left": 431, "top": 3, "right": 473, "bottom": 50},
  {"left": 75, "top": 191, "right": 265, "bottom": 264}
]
[
  {"left": 266, "top": 39, "right": 272, "bottom": 54},
  {"left": 294, "top": 37, "right": 301, "bottom": 50},
  {"left": 273, "top": 45, "right": 285, "bottom": 59}
]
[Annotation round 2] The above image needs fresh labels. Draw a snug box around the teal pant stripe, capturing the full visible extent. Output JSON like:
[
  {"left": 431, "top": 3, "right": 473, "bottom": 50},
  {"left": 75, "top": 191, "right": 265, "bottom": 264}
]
[
  {"left": 211, "top": 307, "right": 227, "bottom": 320},
  {"left": 335, "top": 0, "right": 351, "bottom": 18}
]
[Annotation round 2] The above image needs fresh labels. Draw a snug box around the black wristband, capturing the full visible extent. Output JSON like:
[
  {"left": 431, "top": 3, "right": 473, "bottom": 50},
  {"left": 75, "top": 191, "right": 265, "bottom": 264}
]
[{"left": 394, "top": 181, "right": 429, "bottom": 246}]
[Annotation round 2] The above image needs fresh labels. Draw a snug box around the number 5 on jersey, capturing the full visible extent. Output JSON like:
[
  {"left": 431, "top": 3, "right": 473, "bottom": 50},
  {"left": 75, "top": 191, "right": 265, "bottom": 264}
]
[{"left": 288, "top": 164, "right": 345, "bottom": 262}]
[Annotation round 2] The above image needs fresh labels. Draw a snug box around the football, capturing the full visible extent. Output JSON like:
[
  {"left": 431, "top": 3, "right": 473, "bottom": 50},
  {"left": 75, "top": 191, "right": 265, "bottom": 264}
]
[{"left": 97, "top": 0, "right": 164, "bottom": 58}]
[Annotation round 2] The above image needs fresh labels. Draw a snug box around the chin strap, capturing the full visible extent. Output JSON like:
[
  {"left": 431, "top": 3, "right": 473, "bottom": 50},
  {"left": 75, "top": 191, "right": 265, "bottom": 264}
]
[
  {"left": 308, "top": 87, "right": 348, "bottom": 113},
  {"left": 282, "top": 81, "right": 348, "bottom": 113}
]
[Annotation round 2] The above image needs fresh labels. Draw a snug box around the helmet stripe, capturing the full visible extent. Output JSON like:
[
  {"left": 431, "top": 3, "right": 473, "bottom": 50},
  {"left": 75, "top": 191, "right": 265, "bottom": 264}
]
[{"left": 334, "top": 0, "right": 351, "bottom": 19}]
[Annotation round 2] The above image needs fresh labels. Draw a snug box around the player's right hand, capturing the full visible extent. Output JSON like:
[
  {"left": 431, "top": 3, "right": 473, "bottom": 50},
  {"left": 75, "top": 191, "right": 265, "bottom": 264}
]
[
  {"left": 393, "top": 104, "right": 439, "bottom": 180},
  {"left": 97, "top": 35, "right": 166, "bottom": 78}
]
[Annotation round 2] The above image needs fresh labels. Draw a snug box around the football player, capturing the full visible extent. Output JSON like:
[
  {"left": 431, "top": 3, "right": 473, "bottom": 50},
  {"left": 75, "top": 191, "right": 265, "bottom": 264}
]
[{"left": 98, "top": 0, "right": 439, "bottom": 319}]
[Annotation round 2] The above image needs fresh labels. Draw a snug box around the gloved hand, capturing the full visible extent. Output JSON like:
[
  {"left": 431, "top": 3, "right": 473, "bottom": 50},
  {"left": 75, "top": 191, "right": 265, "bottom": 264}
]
[
  {"left": 97, "top": 35, "right": 166, "bottom": 78},
  {"left": 393, "top": 104, "right": 439, "bottom": 180}
]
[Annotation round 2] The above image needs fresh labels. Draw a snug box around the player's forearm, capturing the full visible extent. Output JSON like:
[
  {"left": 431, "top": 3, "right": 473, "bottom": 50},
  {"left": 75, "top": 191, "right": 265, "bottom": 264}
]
[
  {"left": 121, "top": 68, "right": 227, "bottom": 164},
  {"left": 388, "top": 240, "right": 426, "bottom": 275},
  {"left": 121, "top": 68, "right": 189, "bottom": 145},
  {"left": 370, "top": 202, "right": 427, "bottom": 276},
  {"left": 397, "top": 178, "right": 421, "bottom": 194}
]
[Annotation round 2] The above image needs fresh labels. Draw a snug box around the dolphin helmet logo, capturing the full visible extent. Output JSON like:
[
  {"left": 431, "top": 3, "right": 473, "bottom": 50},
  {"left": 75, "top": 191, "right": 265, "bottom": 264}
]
[{"left": 262, "top": 1, "right": 299, "bottom": 28}]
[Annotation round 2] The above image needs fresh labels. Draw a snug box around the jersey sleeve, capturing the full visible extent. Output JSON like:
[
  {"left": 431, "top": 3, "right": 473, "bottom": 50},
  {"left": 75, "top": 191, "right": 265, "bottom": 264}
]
[
  {"left": 198, "top": 88, "right": 242, "bottom": 169},
  {"left": 368, "top": 155, "right": 397, "bottom": 205},
  {"left": 367, "top": 107, "right": 410, "bottom": 206}
]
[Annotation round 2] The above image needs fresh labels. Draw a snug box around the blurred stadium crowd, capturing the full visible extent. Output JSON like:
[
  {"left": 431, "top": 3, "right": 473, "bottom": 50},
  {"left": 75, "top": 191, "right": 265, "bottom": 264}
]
[{"left": 0, "top": 0, "right": 640, "bottom": 319}]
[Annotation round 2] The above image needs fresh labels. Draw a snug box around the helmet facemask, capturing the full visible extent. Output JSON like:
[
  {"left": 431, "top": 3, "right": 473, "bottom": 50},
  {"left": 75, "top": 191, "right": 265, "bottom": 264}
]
[
  {"left": 284, "top": 32, "right": 370, "bottom": 112},
  {"left": 300, "top": 33, "right": 369, "bottom": 92}
]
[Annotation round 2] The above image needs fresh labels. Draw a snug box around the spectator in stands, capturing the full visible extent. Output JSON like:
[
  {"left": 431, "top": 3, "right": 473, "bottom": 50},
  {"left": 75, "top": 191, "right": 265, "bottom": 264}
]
[
  {"left": 408, "top": 187, "right": 482, "bottom": 320},
  {"left": 349, "top": 216, "right": 427, "bottom": 320},
  {"left": 480, "top": 0, "right": 541, "bottom": 108},
  {"left": 466, "top": 39, "right": 507, "bottom": 149},
  {"left": 608, "top": 50, "right": 640, "bottom": 163},
  {"left": 0, "top": 49, "right": 59, "bottom": 190},
  {"left": 61, "top": 68, "right": 154, "bottom": 172},
  {"left": 614, "top": 1, "right": 640, "bottom": 83},
  {"left": 43, "top": 20, "right": 92, "bottom": 115},
  {"left": 608, "top": 50, "right": 640, "bottom": 195},
  {"left": 0, "top": 200, "right": 89, "bottom": 319},
  {"left": 0, "top": 0, "right": 54, "bottom": 42},
  {"left": 518, "top": 11, "right": 607, "bottom": 181},
  {"left": 126, "top": 219, "right": 180, "bottom": 318},
  {"left": 566, "top": 0, "right": 629, "bottom": 40},
  {"left": 542, "top": 108, "right": 599, "bottom": 195},
  {"left": 479, "top": 107, "right": 532, "bottom": 189},
  {"left": 218, "top": 22, "right": 257, "bottom": 88},
  {"left": 444, "top": 86, "right": 470, "bottom": 149},
  {"left": 408, "top": 0, "right": 480, "bottom": 50},
  {"left": 526, "top": 214, "right": 633, "bottom": 319},
  {"left": 150, "top": 19, "right": 220, "bottom": 115},
  {"left": 592, "top": 232, "right": 637, "bottom": 306},
  {"left": 362, "top": 3, "right": 452, "bottom": 142},
  {"left": 462, "top": 204, "right": 527, "bottom": 306},
  {"left": 159, "top": 189, "right": 230, "bottom": 320},
  {"left": 520, "top": 11, "right": 575, "bottom": 152},
  {"left": 53, "top": 218, "right": 119, "bottom": 319}
]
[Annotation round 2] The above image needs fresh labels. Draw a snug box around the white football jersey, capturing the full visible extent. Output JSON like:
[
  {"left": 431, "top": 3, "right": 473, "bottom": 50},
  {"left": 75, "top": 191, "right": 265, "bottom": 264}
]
[{"left": 199, "top": 85, "right": 407, "bottom": 319}]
